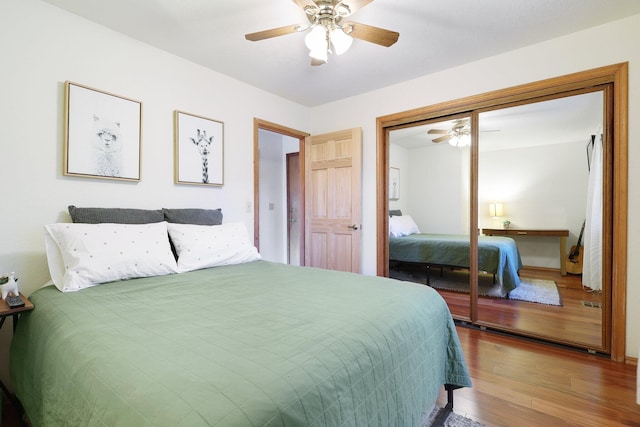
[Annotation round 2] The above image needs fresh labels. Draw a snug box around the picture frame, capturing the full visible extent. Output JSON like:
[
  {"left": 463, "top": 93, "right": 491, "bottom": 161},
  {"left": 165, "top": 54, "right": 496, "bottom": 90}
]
[
  {"left": 174, "top": 110, "right": 224, "bottom": 186},
  {"left": 389, "top": 167, "right": 400, "bottom": 200},
  {"left": 64, "top": 81, "right": 142, "bottom": 181}
]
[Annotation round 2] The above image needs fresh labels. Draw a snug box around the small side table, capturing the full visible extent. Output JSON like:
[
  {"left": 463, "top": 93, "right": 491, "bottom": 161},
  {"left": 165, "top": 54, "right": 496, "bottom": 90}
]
[
  {"left": 482, "top": 228, "right": 570, "bottom": 275},
  {"left": 0, "top": 292, "right": 33, "bottom": 419},
  {"left": 0, "top": 293, "right": 34, "bottom": 333}
]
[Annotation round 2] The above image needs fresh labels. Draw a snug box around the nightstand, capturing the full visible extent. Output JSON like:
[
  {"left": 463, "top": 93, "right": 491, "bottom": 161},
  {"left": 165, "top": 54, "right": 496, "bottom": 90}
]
[
  {"left": 0, "top": 293, "right": 34, "bottom": 333},
  {"left": 0, "top": 292, "right": 33, "bottom": 415}
]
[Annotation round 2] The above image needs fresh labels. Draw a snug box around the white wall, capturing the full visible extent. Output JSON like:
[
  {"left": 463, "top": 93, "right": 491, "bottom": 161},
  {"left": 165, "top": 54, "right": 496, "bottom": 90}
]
[
  {"left": 406, "top": 144, "right": 468, "bottom": 235},
  {"left": 258, "top": 130, "right": 287, "bottom": 263},
  {"left": 310, "top": 14, "right": 640, "bottom": 359},
  {"left": 388, "top": 143, "right": 409, "bottom": 214},
  {"left": 0, "top": 0, "right": 311, "bottom": 386},
  {"left": 479, "top": 140, "right": 587, "bottom": 269},
  {"left": 258, "top": 130, "right": 300, "bottom": 263}
]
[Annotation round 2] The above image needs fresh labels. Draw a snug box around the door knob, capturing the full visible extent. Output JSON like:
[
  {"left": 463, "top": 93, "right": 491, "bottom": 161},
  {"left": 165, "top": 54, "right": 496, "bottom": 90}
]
[{"left": 348, "top": 224, "right": 360, "bottom": 230}]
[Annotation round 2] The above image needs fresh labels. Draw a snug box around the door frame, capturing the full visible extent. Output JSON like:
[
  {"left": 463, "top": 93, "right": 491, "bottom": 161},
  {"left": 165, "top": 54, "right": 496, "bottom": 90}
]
[
  {"left": 375, "top": 63, "right": 628, "bottom": 361},
  {"left": 286, "top": 152, "right": 303, "bottom": 265},
  {"left": 253, "top": 118, "right": 309, "bottom": 256}
]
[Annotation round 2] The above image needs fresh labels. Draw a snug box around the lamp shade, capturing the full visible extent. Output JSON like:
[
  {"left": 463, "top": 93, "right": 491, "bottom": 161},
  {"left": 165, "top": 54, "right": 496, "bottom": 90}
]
[
  {"left": 305, "top": 26, "right": 326, "bottom": 52},
  {"left": 330, "top": 28, "right": 353, "bottom": 55},
  {"left": 489, "top": 203, "right": 504, "bottom": 218}
]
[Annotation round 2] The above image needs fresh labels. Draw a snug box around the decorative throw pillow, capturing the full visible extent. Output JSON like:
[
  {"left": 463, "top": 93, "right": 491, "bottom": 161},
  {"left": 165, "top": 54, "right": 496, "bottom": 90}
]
[
  {"left": 167, "top": 222, "right": 260, "bottom": 272},
  {"left": 44, "top": 222, "right": 178, "bottom": 292},
  {"left": 389, "top": 214, "right": 420, "bottom": 237},
  {"left": 68, "top": 205, "right": 164, "bottom": 224},
  {"left": 162, "top": 208, "right": 223, "bottom": 225}
]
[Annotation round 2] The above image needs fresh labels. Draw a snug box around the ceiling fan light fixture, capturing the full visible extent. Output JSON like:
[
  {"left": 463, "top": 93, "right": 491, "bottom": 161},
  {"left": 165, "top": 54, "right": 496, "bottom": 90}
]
[
  {"left": 304, "top": 25, "right": 327, "bottom": 52},
  {"left": 449, "top": 133, "right": 471, "bottom": 147},
  {"left": 309, "top": 46, "right": 328, "bottom": 62},
  {"left": 330, "top": 27, "right": 353, "bottom": 55}
]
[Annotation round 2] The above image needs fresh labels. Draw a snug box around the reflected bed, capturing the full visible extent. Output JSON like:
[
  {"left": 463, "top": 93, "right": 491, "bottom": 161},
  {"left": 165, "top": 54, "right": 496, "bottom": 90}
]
[{"left": 390, "top": 233, "right": 522, "bottom": 297}]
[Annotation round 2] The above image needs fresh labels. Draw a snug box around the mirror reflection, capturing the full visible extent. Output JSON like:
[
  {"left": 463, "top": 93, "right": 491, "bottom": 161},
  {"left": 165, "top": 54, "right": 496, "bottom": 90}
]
[
  {"left": 388, "top": 91, "right": 605, "bottom": 350},
  {"left": 477, "top": 91, "right": 604, "bottom": 348},
  {"left": 388, "top": 116, "right": 471, "bottom": 319}
]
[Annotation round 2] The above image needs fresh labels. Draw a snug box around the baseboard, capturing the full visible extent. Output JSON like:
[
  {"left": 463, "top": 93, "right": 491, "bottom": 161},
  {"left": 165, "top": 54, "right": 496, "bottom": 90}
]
[{"left": 626, "top": 355, "right": 638, "bottom": 366}]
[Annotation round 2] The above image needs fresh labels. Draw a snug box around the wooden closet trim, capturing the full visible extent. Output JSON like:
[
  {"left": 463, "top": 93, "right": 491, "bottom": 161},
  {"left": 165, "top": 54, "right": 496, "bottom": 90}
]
[{"left": 376, "top": 63, "right": 628, "bottom": 361}]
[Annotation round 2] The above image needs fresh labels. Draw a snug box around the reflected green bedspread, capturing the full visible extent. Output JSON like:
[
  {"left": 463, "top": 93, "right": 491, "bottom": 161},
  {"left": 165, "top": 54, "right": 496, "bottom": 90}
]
[
  {"left": 389, "top": 234, "right": 523, "bottom": 296},
  {"left": 11, "top": 261, "right": 470, "bottom": 427}
]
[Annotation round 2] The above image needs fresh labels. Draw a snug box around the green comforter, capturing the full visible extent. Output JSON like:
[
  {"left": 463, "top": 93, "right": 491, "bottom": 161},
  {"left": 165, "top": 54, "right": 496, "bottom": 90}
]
[
  {"left": 11, "top": 261, "right": 471, "bottom": 427},
  {"left": 389, "top": 233, "right": 523, "bottom": 296}
]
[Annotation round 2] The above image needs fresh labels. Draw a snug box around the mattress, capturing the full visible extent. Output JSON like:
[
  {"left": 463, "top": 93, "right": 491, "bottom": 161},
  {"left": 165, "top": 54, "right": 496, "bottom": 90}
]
[
  {"left": 389, "top": 233, "right": 523, "bottom": 296},
  {"left": 11, "top": 260, "right": 471, "bottom": 427}
]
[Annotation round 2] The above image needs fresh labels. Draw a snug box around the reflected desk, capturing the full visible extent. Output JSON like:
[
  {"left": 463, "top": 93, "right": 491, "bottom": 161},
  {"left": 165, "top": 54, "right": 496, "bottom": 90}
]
[{"left": 482, "top": 228, "right": 570, "bottom": 275}]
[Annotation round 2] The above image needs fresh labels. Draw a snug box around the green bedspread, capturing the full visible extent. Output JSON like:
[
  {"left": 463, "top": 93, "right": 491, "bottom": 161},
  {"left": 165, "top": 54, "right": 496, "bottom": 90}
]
[
  {"left": 389, "top": 234, "right": 523, "bottom": 297},
  {"left": 11, "top": 261, "right": 471, "bottom": 427}
]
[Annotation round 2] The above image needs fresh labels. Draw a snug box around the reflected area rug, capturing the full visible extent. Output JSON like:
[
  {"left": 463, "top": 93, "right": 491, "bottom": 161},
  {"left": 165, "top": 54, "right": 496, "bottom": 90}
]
[
  {"left": 422, "top": 406, "right": 487, "bottom": 427},
  {"left": 390, "top": 265, "right": 562, "bottom": 306}
]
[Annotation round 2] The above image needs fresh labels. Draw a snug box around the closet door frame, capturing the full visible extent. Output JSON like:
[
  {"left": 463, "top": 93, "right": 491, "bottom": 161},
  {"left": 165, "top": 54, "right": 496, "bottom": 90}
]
[{"left": 375, "top": 63, "right": 628, "bottom": 361}]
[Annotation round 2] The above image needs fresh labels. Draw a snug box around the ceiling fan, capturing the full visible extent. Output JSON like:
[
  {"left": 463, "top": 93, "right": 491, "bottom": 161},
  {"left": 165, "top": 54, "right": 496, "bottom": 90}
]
[
  {"left": 244, "top": 0, "right": 399, "bottom": 66},
  {"left": 428, "top": 119, "right": 471, "bottom": 147}
]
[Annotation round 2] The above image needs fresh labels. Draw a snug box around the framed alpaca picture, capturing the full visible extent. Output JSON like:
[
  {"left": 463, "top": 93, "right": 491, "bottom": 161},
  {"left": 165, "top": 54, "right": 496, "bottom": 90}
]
[
  {"left": 174, "top": 110, "right": 224, "bottom": 186},
  {"left": 64, "top": 81, "right": 142, "bottom": 181}
]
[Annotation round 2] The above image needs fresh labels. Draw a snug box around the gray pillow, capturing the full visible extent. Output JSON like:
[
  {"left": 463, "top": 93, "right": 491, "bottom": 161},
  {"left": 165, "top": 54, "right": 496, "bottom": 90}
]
[
  {"left": 389, "top": 209, "right": 403, "bottom": 217},
  {"left": 162, "top": 208, "right": 223, "bottom": 225},
  {"left": 68, "top": 205, "right": 164, "bottom": 224}
]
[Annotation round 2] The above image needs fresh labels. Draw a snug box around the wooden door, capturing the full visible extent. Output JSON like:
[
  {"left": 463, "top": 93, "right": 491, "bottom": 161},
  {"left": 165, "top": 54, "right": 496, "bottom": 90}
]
[
  {"left": 305, "top": 128, "right": 362, "bottom": 273},
  {"left": 287, "top": 153, "right": 302, "bottom": 266}
]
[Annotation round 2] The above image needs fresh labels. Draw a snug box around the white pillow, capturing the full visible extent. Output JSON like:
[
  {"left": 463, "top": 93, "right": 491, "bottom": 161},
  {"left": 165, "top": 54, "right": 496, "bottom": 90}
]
[
  {"left": 44, "top": 222, "right": 178, "bottom": 292},
  {"left": 167, "top": 222, "right": 261, "bottom": 272},
  {"left": 389, "top": 214, "right": 420, "bottom": 237}
]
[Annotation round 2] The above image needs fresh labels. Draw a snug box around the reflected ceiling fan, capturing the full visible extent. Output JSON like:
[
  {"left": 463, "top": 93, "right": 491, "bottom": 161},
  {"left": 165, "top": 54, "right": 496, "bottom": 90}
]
[
  {"left": 428, "top": 119, "right": 471, "bottom": 147},
  {"left": 244, "top": 0, "right": 399, "bottom": 65}
]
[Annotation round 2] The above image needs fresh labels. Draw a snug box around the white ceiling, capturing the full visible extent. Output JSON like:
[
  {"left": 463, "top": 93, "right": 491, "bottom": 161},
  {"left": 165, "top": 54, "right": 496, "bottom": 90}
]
[{"left": 41, "top": 0, "right": 640, "bottom": 107}]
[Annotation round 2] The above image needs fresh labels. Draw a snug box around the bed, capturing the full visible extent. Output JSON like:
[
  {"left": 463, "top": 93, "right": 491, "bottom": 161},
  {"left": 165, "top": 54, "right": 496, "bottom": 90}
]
[
  {"left": 389, "top": 233, "right": 523, "bottom": 297},
  {"left": 9, "top": 207, "right": 471, "bottom": 427}
]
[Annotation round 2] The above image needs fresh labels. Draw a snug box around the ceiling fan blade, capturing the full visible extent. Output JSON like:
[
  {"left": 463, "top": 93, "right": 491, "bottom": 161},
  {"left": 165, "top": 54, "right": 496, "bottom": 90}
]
[
  {"left": 427, "top": 129, "right": 448, "bottom": 135},
  {"left": 245, "top": 25, "right": 300, "bottom": 42},
  {"left": 432, "top": 135, "right": 451, "bottom": 143},
  {"left": 346, "top": 22, "right": 399, "bottom": 47},
  {"left": 340, "top": 0, "right": 374, "bottom": 13}
]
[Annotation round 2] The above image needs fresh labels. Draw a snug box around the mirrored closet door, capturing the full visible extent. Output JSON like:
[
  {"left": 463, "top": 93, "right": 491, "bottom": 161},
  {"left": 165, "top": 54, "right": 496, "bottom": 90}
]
[
  {"left": 476, "top": 90, "right": 607, "bottom": 351},
  {"left": 379, "top": 64, "right": 626, "bottom": 357}
]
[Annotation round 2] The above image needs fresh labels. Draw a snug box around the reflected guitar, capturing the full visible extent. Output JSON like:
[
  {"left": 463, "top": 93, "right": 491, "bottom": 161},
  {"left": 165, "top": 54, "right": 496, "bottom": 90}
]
[{"left": 566, "top": 220, "right": 585, "bottom": 275}]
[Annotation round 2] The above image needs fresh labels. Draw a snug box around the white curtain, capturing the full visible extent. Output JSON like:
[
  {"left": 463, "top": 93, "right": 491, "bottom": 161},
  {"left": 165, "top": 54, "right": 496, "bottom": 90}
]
[{"left": 582, "top": 134, "right": 603, "bottom": 291}]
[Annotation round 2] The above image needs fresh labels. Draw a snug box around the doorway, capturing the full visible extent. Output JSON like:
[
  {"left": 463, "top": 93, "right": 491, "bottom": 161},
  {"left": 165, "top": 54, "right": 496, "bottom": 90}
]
[
  {"left": 253, "top": 119, "right": 309, "bottom": 263},
  {"left": 376, "top": 64, "right": 628, "bottom": 360}
]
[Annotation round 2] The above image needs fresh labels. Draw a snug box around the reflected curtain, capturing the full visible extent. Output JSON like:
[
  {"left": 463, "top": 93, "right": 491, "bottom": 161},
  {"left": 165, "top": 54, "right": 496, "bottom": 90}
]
[{"left": 582, "top": 134, "right": 603, "bottom": 291}]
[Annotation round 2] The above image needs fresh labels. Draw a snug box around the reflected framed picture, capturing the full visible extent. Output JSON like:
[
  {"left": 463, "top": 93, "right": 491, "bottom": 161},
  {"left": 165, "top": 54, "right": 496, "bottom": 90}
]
[
  {"left": 174, "top": 110, "right": 224, "bottom": 186},
  {"left": 389, "top": 167, "right": 400, "bottom": 200},
  {"left": 63, "top": 81, "right": 142, "bottom": 181}
]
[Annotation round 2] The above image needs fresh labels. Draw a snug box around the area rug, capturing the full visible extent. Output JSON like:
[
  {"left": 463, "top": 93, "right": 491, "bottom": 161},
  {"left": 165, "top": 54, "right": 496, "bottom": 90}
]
[
  {"left": 390, "top": 265, "right": 562, "bottom": 306},
  {"left": 422, "top": 406, "right": 487, "bottom": 427}
]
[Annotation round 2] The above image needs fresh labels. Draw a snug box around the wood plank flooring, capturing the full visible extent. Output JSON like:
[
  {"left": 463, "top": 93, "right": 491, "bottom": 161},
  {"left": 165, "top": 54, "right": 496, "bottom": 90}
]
[
  {"left": 439, "top": 326, "right": 640, "bottom": 427},
  {"left": 436, "top": 267, "right": 605, "bottom": 352}
]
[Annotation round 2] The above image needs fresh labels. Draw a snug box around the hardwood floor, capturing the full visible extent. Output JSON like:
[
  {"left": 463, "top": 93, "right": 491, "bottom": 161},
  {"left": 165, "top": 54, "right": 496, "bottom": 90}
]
[
  {"left": 438, "top": 326, "right": 640, "bottom": 427},
  {"left": 436, "top": 268, "right": 605, "bottom": 352}
]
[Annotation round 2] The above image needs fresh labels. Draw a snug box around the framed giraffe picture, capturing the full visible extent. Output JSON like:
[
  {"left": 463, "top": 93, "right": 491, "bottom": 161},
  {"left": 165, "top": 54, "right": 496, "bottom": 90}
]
[
  {"left": 64, "top": 81, "right": 142, "bottom": 181},
  {"left": 174, "top": 110, "right": 224, "bottom": 186}
]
